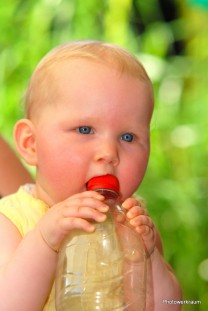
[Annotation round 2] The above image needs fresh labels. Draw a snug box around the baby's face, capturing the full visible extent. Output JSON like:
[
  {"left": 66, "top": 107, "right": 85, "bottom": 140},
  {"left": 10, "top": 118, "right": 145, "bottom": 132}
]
[{"left": 33, "top": 59, "right": 153, "bottom": 205}]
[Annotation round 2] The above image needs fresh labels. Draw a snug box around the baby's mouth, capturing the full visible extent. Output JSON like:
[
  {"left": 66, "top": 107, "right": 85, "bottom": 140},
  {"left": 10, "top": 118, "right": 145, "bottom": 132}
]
[{"left": 86, "top": 174, "right": 120, "bottom": 192}]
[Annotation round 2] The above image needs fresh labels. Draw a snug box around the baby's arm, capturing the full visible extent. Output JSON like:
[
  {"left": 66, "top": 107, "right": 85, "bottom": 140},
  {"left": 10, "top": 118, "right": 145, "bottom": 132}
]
[
  {"left": 122, "top": 197, "right": 182, "bottom": 310},
  {"left": 0, "top": 213, "right": 57, "bottom": 311},
  {"left": 0, "top": 191, "right": 108, "bottom": 311}
]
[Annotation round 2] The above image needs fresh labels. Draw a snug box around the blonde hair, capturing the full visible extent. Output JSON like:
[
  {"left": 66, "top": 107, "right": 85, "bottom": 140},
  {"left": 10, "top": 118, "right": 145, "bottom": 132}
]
[{"left": 24, "top": 40, "right": 153, "bottom": 119}]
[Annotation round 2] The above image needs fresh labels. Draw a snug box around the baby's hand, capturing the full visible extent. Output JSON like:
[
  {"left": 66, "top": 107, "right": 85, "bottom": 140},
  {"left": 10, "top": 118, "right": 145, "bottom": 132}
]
[
  {"left": 122, "top": 197, "right": 156, "bottom": 256},
  {"left": 36, "top": 191, "right": 108, "bottom": 252}
]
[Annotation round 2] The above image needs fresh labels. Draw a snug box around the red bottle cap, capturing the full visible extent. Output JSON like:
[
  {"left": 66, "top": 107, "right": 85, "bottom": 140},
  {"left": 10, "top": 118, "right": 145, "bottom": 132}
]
[{"left": 87, "top": 174, "right": 120, "bottom": 192}]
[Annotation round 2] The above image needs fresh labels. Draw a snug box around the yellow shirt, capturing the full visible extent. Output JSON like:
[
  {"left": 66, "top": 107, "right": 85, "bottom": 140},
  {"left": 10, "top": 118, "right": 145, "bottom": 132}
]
[{"left": 0, "top": 185, "right": 55, "bottom": 311}]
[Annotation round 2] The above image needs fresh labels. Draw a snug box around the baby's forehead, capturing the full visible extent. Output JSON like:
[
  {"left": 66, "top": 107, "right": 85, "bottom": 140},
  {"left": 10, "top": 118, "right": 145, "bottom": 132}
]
[
  {"left": 39, "top": 58, "right": 152, "bottom": 100},
  {"left": 26, "top": 43, "right": 153, "bottom": 119},
  {"left": 42, "top": 58, "right": 153, "bottom": 103}
]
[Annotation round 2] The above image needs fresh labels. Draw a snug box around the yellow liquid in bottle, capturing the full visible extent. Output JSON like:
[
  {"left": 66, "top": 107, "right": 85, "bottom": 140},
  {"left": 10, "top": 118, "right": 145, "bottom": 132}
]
[{"left": 56, "top": 220, "right": 125, "bottom": 311}]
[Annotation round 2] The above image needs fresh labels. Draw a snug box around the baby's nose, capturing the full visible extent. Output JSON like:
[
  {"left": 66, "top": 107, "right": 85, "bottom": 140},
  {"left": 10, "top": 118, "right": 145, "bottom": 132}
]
[{"left": 94, "top": 140, "right": 119, "bottom": 167}]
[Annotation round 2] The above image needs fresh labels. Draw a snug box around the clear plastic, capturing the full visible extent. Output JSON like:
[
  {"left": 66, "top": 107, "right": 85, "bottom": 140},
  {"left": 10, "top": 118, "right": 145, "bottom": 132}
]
[{"left": 55, "top": 188, "right": 147, "bottom": 311}]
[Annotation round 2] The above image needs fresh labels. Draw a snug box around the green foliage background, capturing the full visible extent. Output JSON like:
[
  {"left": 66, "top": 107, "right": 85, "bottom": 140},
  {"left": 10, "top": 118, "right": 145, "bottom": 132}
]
[{"left": 0, "top": 0, "right": 207, "bottom": 309}]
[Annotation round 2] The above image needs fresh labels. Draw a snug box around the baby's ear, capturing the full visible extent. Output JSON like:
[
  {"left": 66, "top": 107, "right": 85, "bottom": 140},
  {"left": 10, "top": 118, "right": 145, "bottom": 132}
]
[{"left": 14, "top": 119, "right": 38, "bottom": 166}]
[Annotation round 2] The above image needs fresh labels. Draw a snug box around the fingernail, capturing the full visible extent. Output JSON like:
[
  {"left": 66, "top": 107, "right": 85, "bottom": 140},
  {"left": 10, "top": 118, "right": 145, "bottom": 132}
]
[
  {"left": 95, "top": 194, "right": 105, "bottom": 200},
  {"left": 127, "top": 211, "right": 133, "bottom": 218},
  {"left": 97, "top": 214, "right": 107, "bottom": 221},
  {"left": 100, "top": 205, "right": 109, "bottom": 212},
  {"left": 88, "top": 225, "right": 95, "bottom": 232}
]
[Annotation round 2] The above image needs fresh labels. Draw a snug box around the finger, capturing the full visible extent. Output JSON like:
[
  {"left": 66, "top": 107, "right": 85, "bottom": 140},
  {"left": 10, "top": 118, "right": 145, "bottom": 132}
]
[
  {"left": 135, "top": 224, "right": 153, "bottom": 235},
  {"left": 63, "top": 206, "right": 107, "bottom": 223},
  {"left": 68, "top": 191, "right": 105, "bottom": 201},
  {"left": 129, "top": 215, "right": 153, "bottom": 228},
  {"left": 60, "top": 217, "right": 96, "bottom": 233},
  {"left": 122, "top": 197, "right": 139, "bottom": 210},
  {"left": 126, "top": 206, "right": 148, "bottom": 219},
  {"left": 64, "top": 197, "right": 109, "bottom": 213},
  {"left": 122, "top": 196, "right": 146, "bottom": 210}
]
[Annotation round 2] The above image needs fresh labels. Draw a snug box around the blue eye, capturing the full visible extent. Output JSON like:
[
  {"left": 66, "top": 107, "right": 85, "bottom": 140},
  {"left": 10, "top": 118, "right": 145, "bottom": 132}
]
[
  {"left": 121, "top": 133, "right": 134, "bottom": 142},
  {"left": 77, "top": 126, "right": 93, "bottom": 134}
]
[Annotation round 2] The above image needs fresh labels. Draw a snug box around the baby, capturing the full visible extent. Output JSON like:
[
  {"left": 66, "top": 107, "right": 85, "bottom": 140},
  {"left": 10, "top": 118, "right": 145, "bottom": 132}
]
[{"left": 0, "top": 40, "right": 182, "bottom": 310}]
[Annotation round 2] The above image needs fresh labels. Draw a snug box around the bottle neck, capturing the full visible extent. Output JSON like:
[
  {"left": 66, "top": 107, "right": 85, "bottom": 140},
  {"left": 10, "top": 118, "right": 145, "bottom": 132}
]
[{"left": 94, "top": 188, "right": 119, "bottom": 200}]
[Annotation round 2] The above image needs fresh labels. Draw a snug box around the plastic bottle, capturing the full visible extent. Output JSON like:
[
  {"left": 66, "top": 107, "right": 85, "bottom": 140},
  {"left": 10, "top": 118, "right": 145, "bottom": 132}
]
[{"left": 55, "top": 174, "right": 147, "bottom": 311}]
